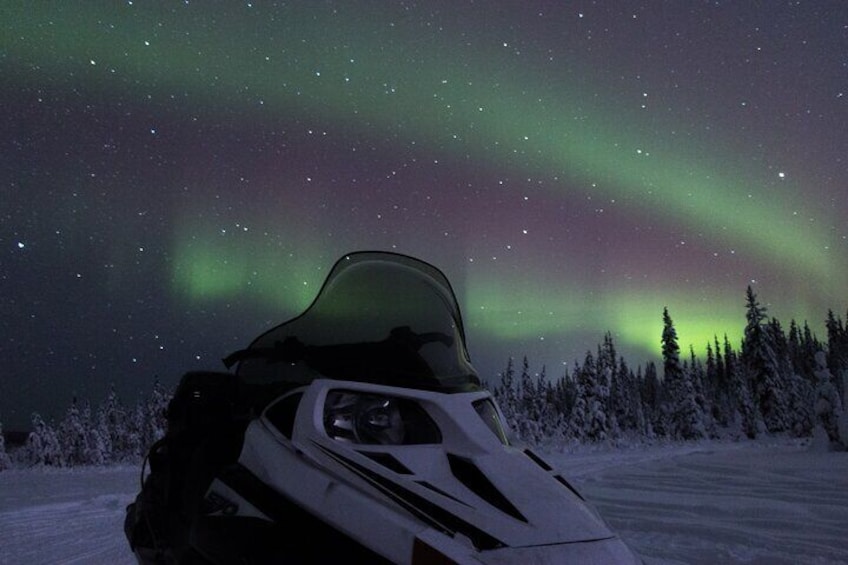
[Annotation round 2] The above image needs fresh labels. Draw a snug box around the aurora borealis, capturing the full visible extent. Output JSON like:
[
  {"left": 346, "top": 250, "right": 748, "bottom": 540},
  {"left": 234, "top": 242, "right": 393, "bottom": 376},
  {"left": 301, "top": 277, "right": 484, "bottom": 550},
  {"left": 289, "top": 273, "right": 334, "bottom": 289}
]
[{"left": 2, "top": 2, "right": 846, "bottom": 428}]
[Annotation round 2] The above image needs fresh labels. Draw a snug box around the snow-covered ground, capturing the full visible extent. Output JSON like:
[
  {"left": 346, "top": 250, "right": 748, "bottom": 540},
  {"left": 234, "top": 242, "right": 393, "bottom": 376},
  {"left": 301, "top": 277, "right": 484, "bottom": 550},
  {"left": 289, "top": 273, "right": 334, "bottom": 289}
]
[
  {"left": 0, "top": 465, "right": 139, "bottom": 564},
  {"left": 552, "top": 438, "right": 848, "bottom": 564},
  {"left": 0, "top": 438, "right": 845, "bottom": 564}
]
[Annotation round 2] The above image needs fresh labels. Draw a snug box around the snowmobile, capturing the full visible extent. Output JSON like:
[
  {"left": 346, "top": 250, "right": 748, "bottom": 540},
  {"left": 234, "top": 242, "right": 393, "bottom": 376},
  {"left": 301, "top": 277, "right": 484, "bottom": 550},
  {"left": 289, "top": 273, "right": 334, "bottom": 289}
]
[{"left": 125, "top": 251, "right": 641, "bottom": 564}]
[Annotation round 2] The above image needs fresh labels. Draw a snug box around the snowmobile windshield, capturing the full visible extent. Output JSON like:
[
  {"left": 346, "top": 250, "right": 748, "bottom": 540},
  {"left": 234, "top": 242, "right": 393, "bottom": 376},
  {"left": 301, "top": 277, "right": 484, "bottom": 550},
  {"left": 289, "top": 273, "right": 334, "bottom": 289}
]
[{"left": 231, "top": 252, "right": 481, "bottom": 393}]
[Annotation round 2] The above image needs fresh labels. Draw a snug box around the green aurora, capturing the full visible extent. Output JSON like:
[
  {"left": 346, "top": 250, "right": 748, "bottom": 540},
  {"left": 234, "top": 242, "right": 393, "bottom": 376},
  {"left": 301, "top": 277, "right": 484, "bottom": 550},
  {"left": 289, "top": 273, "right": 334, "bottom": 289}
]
[{"left": 5, "top": 2, "right": 842, "bottom": 359}]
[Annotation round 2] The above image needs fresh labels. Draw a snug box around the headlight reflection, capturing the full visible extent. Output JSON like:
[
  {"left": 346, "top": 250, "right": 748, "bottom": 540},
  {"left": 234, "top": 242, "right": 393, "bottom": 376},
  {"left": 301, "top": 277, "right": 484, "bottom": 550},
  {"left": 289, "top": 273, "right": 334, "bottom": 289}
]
[{"left": 324, "top": 391, "right": 442, "bottom": 445}]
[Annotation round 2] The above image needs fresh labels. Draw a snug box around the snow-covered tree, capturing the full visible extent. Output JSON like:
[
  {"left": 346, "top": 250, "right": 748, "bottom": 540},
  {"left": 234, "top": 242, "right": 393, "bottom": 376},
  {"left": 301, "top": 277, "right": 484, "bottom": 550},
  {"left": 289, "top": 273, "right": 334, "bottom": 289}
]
[
  {"left": 785, "top": 370, "right": 814, "bottom": 438},
  {"left": 568, "top": 362, "right": 589, "bottom": 441},
  {"left": 825, "top": 310, "right": 848, "bottom": 402},
  {"left": 26, "top": 412, "right": 64, "bottom": 467},
  {"left": 596, "top": 362, "right": 617, "bottom": 438},
  {"left": 535, "top": 368, "right": 565, "bottom": 441},
  {"left": 611, "top": 357, "right": 638, "bottom": 433},
  {"left": 788, "top": 319, "right": 818, "bottom": 384},
  {"left": 142, "top": 378, "right": 170, "bottom": 448},
  {"left": 724, "top": 335, "right": 761, "bottom": 438},
  {"left": 518, "top": 357, "right": 536, "bottom": 419},
  {"left": 813, "top": 351, "right": 845, "bottom": 449},
  {"left": 57, "top": 398, "right": 107, "bottom": 466},
  {"left": 97, "top": 387, "right": 141, "bottom": 462},
  {"left": 493, "top": 357, "right": 519, "bottom": 435},
  {"left": 661, "top": 308, "right": 706, "bottom": 440},
  {"left": 770, "top": 319, "right": 814, "bottom": 437},
  {"left": 637, "top": 361, "right": 660, "bottom": 435},
  {"left": 515, "top": 356, "right": 542, "bottom": 443},
  {"left": 568, "top": 352, "right": 610, "bottom": 442},
  {"left": 741, "top": 286, "right": 789, "bottom": 433},
  {"left": 689, "top": 346, "right": 716, "bottom": 437},
  {"left": 706, "top": 338, "right": 733, "bottom": 428},
  {"left": 0, "top": 420, "right": 11, "bottom": 471},
  {"left": 552, "top": 367, "right": 577, "bottom": 425}
]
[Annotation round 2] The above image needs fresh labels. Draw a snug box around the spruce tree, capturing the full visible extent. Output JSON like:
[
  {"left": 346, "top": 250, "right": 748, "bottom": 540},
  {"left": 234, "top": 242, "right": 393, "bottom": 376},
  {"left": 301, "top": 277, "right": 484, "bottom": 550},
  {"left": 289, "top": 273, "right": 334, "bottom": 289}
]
[
  {"left": 825, "top": 310, "right": 847, "bottom": 401},
  {"left": 661, "top": 308, "right": 706, "bottom": 440},
  {"left": 568, "top": 352, "right": 609, "bottom": 441},
  {"left": 813, "top": 351, "right": 845, "bottom": 449},
  {"left": 631, "top": 366, "right": 651, "bottom": 437},
  {"left": 518, "top": 356, "right": 536, "bottom": 420},
  {"left": 706, "top": 339, "right": 732, "bottom": 427},
  {"left": 81, "top": 401, "right": 108, "bottom": 465},
  {"left": 585, "top": 352, "right": 611, "bottom": 441},
  {"left": 769, "top": 318, "right": 814, "bottom": 437},
  {"left": 97, "top": 387, "right": 137, "bottom": 462},
  {"left": 567, "top": 362, "right": 587, "bottom": 440},
  {"left": 641, "top": 362, "right": 662, "bottom": 436},
  {"left": 58, "top": 397, "right": 98, "bottom": 466},
  {"left": 690, "top": 346, "right": 715, "bottom": 437},
  {"left": 141, "top": 378, "right": 171, "bottom": 450},
  {"left": 785, "top": 370, "right": 814, "bottom": 438},
  {"left": 0, "top": 420, "right": 11, "bottom": 471},
  {"left": 536, "top": 367, "right": 562, "bottom": 441},
  {"left": 555, "top": 367, "right": 577, "bottom": 424},
  {"left": 741, "top": 286, "right": 789, "bottom": 433},
  {"left": 788, "top": 320, "right": 813, "bottom": 383},
  {"left": 494, "top": 357, "right": 519, "bottom": 434},
  {"left": 27, "top": 412, "right": 63, "bottom": 467},
  {"left": 612, "top": 356, "right": 633, "bottom": 432},
  {"left": 725, "top": 335, "right": 760, "bottom": 438},
  {"left": 517, "top": 356, "right": 543, "bottom": 444}
]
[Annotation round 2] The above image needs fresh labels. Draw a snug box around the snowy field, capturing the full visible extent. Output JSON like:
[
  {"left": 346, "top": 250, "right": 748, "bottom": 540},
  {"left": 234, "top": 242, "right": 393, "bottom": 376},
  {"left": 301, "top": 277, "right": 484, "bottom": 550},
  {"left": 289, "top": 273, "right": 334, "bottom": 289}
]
[
  {"left": 1, "top": 438, "right": 846, "bottom": 564},
  {"left": 553, "top": 439, "right": 848, "bottom": 564}
]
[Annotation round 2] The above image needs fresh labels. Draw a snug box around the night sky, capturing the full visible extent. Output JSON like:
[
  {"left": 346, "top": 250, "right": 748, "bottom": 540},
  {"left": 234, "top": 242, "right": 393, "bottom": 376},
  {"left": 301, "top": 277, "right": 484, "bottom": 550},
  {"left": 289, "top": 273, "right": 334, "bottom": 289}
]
[{"left": 2, "top": 2, "right": 846, "bottom": 429}]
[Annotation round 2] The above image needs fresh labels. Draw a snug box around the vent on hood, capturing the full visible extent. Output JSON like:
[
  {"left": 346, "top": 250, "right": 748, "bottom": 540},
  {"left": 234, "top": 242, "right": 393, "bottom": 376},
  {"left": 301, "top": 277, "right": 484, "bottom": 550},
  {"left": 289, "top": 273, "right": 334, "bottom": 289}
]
[
  {"left": 359, "top": 451, "right": 413, "bottom": 475},
  {"left": 446, "top": 453, "right": 527, "bottom": 523},
  {"left": 554, "top": 475, "right": 585, "bottom": 501},
  {"left": 523, "top": 448, "right": 553, "bottom": 471},
  {"left": 415, "top": 481, "right": 469, "bottom": 506}
]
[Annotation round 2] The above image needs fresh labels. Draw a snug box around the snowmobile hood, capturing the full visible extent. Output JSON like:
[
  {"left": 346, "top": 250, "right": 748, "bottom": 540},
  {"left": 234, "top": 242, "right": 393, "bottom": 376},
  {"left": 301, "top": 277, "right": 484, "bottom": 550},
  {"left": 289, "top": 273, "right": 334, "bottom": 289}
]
[
  {"left": 233, "top": 379, "right": 636, "bottom": 563},
  {"left": 229, "top": 251, "right": 480, "bottom": 394}
]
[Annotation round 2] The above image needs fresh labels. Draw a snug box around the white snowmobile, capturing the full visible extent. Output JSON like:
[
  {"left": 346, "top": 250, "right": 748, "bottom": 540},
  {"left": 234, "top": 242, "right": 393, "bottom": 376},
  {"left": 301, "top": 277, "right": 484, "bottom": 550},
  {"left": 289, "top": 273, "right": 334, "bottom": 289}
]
[{"left": 125, "top": 251, "right": 641, "bottom": 564}]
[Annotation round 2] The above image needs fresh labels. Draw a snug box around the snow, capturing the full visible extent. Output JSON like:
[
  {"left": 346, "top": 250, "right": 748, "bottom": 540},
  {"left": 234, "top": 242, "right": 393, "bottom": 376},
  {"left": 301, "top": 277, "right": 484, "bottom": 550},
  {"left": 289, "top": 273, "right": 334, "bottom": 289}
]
[
  {"left": 0, "top": 439, "right": 846, "bottom": 564},
  {"left": 0, "top": 466, "right": 139, "bottom": 564},
  {"left": 550, "top": 439, "right": 848, "bottom": 564}
]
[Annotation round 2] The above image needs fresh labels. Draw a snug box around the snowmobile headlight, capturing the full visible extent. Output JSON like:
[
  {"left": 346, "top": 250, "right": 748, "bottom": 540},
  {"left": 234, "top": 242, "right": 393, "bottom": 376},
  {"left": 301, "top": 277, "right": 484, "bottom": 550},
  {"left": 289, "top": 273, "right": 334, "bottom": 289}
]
[{"left": 323, "top": 391, "right": 442, "bottom": 445}]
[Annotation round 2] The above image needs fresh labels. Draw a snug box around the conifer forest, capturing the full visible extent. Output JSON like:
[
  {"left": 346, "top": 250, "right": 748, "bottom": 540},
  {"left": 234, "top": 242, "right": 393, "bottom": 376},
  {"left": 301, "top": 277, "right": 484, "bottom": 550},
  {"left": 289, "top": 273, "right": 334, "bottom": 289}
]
[{"left": 2, "top": 287, "right": 847, "bottom": 469}]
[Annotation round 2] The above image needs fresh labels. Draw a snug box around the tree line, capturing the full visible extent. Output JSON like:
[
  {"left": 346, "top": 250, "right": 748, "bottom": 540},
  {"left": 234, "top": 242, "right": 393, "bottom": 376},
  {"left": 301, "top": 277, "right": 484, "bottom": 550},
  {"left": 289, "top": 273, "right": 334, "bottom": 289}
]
[
  {"left": 0, "top": 381, "right": 170, "bottom": 469},
  {"left": 2, "top": 286, "right": 846, "bottom": 469},
  {"left": 490, "top": 286, "right": 848, "bottom": 450}
]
